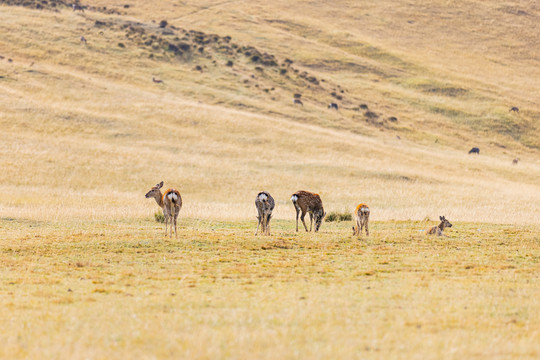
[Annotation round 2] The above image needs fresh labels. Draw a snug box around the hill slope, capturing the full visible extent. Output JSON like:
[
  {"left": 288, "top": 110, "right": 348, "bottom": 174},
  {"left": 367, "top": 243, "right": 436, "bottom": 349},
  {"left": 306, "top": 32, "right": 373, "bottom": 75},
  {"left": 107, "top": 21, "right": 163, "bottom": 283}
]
[{"left": 0, "top": 0, "right": 539, "bottom": 224}]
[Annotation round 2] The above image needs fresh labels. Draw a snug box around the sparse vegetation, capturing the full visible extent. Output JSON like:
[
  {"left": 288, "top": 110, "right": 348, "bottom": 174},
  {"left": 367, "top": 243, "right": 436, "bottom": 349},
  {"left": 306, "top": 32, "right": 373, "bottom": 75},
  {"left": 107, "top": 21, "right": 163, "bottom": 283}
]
[{"left": 325, "top": 211, "right": 352, "bottom": 222}]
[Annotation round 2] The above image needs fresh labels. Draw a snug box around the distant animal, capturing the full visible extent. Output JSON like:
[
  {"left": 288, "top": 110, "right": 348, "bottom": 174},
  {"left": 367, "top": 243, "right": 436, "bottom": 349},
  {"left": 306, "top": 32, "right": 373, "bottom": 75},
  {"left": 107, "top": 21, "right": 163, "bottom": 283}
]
[
  {"left": 427, "top": 216, "right": 453, "bottom": 236},
  {"left": 352, "top": 203, "right": 370, "bottom": 237},
  {"left": 468, "top": 147, "right": 480, "bottom": 155},
  {"left": 290, "top": 190, "right": 326, "bottom": 232},
  {"left": 512, "top": 158, "right": 519, "bottom": 165},
  {"left": 509, "top": 107, "right": 519, "bottom": 113},
  {"left": 152, "top": 77, "right": 163, "bottom": 84},
  {"left": 145, "top": 181, "right": 182, "bottom": 237},
  {"left": 80, "top": 36, "right": 87, "bottom": 44},
  {"left": 328, "top": 103, "right": 338, "bottom": 110},
  {"left": 293, "top": 99, "right": 303, "bottom": 106},
  {"left": 72, "top": 3, "right": 85, "bottom": 12},
  {"left": 255, "top": 191, "right": 275, "bottom": 236}
]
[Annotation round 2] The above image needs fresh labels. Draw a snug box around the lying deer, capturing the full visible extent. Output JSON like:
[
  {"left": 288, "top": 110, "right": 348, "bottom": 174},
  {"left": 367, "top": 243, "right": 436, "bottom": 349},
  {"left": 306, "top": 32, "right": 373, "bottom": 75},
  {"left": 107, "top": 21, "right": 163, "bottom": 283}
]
[
  {"left": 352, "top": 203, "right": 370, "bottom": 237},
  {"left": 291, "top": 190, "right": 326, "bottom": 232},
  {"left": 255, "top": 191, "right": 275, "bottom": 235},
  {"left": 145, "top": 181, "right": 182, "bottom": 237},
  {"left": 427, "top": 216, "right": 452, "bottom": 236}
]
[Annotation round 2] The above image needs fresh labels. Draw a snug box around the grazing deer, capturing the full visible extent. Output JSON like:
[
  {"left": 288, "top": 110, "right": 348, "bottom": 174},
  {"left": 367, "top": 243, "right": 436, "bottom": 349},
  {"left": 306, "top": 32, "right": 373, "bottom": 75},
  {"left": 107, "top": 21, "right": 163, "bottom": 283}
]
[
  {"left": 290, "top": 191, "right": 326, "bottom": 232},
  {"left": 328, "top": 102, "right": 338, "bottom": 110},
  {"left": 293, "top": 99, "right": 303, "bottom": 106},
  {"left": 145, "top": 181, "right": 182, "bottom": 237},
  {"left": 152, "top": 77, "right": 163, "bottom": 84},
  {"left": 427, "top": 216, "right": 452, "bottom": 236},
  {"left": 80, "top": 36, "right": 87, "bottom": 44},
  {"left": 468, "top": 147, "right": 480, "bottom": 155},
  {"left": 352, "top": 203, "right": 370, "bottom": 237},
  {"left": 512, "top": 157, "right": 519, "bottom": 165},
  {"left": 509, "top": 107, "right": 519, "bottom": 113},
  {"left": 255, "top": 191, "right": 275, "bottom": 235}
]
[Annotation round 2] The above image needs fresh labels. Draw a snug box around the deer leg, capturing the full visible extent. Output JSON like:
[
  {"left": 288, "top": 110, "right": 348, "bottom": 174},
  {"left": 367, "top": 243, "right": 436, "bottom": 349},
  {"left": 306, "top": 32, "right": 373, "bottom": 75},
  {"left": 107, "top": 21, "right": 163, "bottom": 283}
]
[
  {"left": 309, "top": 213, "right": 313, "bottom": 232},
  {"left": 300, "top": 211, "right": 309, "bottom": 232},
  {"left": 295, "top": 208, "right": 300, "bottom": 232},
  {"left": 266, "top": 213, "right": 271, "bottom": 235},
  {"left": 255, "top": 215, "right": 261, "bottom": 235},
  {"left": 164, "top": 214, "right": 169, "bottom": 236},
  {"left": 174, "top": 213, "right": 178, "bottom": 238},
  {"left": 365, "top": 220, "right": 369, "bottom": 236}
]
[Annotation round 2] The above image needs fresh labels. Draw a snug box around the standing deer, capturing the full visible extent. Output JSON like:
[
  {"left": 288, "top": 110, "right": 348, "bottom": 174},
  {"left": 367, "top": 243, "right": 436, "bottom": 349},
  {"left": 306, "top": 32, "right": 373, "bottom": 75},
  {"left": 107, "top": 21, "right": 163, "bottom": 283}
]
[
  {"left": 352, "top": 203, "right": 370, "bottom": 237},
  {"left": 290, "top": 190, "right": 326, "bottom": 232},
  {"left": 512, "top": 158, "right": 519, "bottom": 165},
  {"left": 293, "top": 99, "right": 303, "bottom": 106},
  {"left": 255, "top": 191, "right": 275, "bottom": 235},
  {"left": 509, "top": 107, "right": 519, "bottom": 113},
  {"left": 145, "top": 181, "right": 182, "bottom": 237},
  {"left": 427, "top": 216, "right": 452, "bottom": 236}
]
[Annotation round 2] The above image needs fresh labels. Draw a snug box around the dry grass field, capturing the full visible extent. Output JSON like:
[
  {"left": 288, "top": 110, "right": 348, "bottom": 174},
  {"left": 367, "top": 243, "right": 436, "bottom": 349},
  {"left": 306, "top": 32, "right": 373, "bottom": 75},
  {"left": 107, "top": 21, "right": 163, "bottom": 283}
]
[{"left": 1, "top": 0, "right": 539, "bottom": 358}]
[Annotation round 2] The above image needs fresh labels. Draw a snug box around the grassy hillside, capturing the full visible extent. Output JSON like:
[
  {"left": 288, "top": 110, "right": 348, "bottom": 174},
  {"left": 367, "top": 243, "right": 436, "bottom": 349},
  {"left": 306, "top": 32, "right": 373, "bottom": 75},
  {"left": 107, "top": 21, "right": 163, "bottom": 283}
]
[
  {"left": 1, "top": 0, "right": 539, "bottom": 224},
  {"left": 1, "top": 1, "right": 540, "bottom": 359}
]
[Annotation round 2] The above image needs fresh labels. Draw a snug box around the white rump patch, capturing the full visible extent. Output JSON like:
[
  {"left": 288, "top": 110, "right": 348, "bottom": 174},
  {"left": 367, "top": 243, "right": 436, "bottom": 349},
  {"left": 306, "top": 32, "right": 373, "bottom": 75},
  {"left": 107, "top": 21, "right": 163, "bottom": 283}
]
[
  {"left": 167, "top": 193, "right": 178, "bottom": 202},
  {"left": 290, "top": 195, "right": 298, "bottom": 202},
  {"left": 258, "top": 193, "right": 268, "bottom": 201},
  {"left": 361, "top": 207, "right": 370, "bottom": 213}
]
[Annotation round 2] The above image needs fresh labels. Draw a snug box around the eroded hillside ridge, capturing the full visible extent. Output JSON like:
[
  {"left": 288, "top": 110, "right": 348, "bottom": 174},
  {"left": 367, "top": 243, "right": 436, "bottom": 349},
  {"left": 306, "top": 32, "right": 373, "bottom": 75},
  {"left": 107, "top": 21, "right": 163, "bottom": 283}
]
[{"left": 1, "top": 0, "right": 399, "bottom": 130}]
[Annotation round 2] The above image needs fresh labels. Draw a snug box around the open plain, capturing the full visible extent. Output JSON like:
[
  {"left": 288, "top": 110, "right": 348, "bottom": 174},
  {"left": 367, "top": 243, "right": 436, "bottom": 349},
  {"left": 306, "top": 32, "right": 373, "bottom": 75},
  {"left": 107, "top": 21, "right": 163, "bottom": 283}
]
[{"left": 1, "top": 0, "right": 539, "bottom": 358}]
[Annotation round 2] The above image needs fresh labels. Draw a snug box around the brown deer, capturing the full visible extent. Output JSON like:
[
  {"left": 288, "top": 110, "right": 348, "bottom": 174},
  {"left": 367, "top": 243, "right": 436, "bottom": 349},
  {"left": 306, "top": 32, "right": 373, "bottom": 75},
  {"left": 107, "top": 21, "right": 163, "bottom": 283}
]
[
  {"left": 255, "top": 191, "right": 275, "bottom": 235},
  {"left": 352, "top": 203, "right": 370, "bottom": 237},
  {"left": 293, "top": 99, "right": 303, "bottom": 106},
  {"left": 145, "top": 181, "right": 182, "bottom": 237},
  {"left": 152, "top": 77, "right": 163, "bottom": 84},
  {"left": 512, "top": 158, "right": 519, "bottom": 165},
  {"left": 291, "top": 191, "right": 326, "bottom": 232},
  {"left": 427, "top": 216, "right": 452, "bottom": 236},
  {"left": 509, "top": 107, "right": 519, "bottom": 113}
]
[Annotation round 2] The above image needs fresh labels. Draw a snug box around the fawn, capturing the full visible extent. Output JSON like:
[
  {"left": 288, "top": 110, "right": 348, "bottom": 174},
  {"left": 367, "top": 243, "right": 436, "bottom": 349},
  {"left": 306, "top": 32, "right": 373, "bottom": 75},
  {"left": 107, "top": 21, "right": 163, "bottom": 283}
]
[
  {"left": 145, "top": 181, "right": 182, "bottom": 237},
  {"left": 352, "top": 203, "right": 370, "bottom": 237},
  {"left": 291, "top": 190, "right": 326, "bottom": 232},
  {"left": 255, "top": 191, "right": 275, "bottom": 235},
  {"left": 427, "top": 216, "right": 452, "bottom": 236}
]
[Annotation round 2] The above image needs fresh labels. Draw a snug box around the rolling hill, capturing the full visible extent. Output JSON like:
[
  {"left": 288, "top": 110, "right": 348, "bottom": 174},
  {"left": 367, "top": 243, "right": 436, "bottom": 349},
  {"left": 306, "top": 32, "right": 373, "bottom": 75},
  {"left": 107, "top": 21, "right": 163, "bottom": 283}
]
[{"left": 1, "top": 0, "right": 539, "bottom": 224}]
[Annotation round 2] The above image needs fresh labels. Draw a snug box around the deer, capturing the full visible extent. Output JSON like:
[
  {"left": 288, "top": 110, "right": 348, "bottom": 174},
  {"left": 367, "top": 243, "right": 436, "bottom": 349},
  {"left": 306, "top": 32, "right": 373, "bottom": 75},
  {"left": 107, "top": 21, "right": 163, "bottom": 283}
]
[
  {"left": 152, "top": 77, "right": 163, "bottom": 84},
  {"left": 328, "top": 103, "right": 338, "bottom": 110},
  {"left": 145, "top": 181, "right": 182, "bottom": 237},
  {"left": 72, "top": 3, "right": 85, "bottom": 12},
  {"left": 352, "top": 203, "right": 370, "bottom": 237},
  {"left": 509, "top": 107, "right": 519, "bottom": 113},
  {"left": 293, "top": 99, "right": 303, "bottom": 106},
  {"left": 255, "top": 191, "right": 275, "bottom": 236},
  {"left": 290, "top": 190, "right": 326, "bottom": 232},
  {"left": 427, "top": 216, "right": 452, "bottom": 236},
  {"left": 512, "top": 157, "right": 519, "bottom": 165},
  {"left": 468, "top": 147, "right": 480, "bottom": 155}
]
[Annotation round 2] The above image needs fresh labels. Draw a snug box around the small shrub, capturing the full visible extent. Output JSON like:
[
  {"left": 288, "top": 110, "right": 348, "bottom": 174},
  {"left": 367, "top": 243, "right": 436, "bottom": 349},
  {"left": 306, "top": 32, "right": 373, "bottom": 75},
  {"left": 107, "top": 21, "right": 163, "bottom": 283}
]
[
  {"left": 159, "top": 20, "right": 168, "bottom": 28},
  {"left": 226, "top": 60, "right": 233, "bottom": 67},
  {"left": 154, "top": 212, "right": 165, "bottom": 223},
  {"left": 325, "top": 211, "right": 352, "bottom": 222},
  {"left": 118, "top": 43, "right": 125, "bottom": 48}
]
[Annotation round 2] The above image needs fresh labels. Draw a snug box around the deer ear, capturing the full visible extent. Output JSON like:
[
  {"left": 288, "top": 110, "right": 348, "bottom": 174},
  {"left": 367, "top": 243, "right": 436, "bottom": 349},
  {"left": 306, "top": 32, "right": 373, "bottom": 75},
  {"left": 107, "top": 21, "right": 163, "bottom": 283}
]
[{"left": 158, "top": 181, "right": 164, "bottom": 188}]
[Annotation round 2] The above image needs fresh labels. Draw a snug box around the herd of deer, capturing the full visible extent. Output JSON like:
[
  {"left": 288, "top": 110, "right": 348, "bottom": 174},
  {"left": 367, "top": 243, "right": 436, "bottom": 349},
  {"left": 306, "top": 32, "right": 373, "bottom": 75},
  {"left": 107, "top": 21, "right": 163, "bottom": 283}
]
[{"left": 146, "top": 182, "right": 453, "bottom": 238}]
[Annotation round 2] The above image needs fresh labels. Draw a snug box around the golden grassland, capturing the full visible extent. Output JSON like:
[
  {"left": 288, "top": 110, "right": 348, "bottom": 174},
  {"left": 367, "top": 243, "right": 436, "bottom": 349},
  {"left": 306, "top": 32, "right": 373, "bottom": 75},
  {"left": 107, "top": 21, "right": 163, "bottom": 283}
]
[
  {"left": 1, "top": 0, "right": 540, "bottom": 358},
  {"left": 1, "top": 218, "right": 539, "bottom": 359}
]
